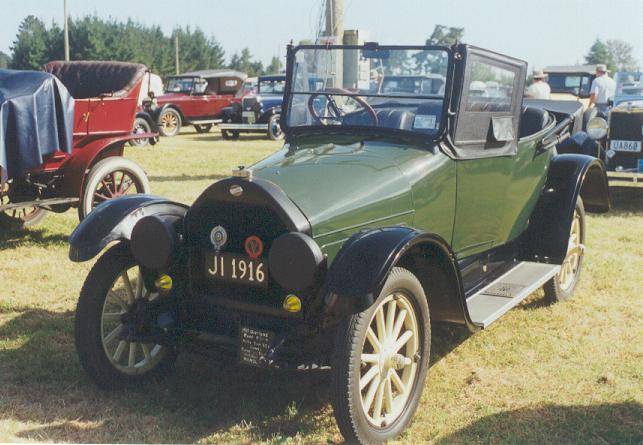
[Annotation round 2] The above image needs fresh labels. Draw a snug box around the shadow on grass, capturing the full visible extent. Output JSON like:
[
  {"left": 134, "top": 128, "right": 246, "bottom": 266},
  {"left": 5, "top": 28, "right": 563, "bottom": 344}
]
[
  {"left": 0, "top": 227, "right": 68, "bottom": 251},
  {"left": 0, "top": 309, "right": 475, "bottom": 443},
  {"left": 0, "top": 309, "right": 331, "bottom": 443},
  {"left": 434, "top": 402, "right": 642, "bottom": 445},
  {"left": 185, "top": 133, "right": 274, "bottom": 143},
  {"left": 148, "top": 173, "right": 225, "bottom": 183},
  {"left": 605, "top": 185, "right": 643, "bottom": 216}
]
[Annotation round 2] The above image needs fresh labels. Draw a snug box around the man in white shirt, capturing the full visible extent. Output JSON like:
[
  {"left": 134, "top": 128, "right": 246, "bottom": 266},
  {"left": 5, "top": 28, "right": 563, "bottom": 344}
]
[
  {"left": 589, "top": 64, "right": 616, "bottom": 115},
  {"left": 526, "top": 69, "right": 551, "bottom": 99}
]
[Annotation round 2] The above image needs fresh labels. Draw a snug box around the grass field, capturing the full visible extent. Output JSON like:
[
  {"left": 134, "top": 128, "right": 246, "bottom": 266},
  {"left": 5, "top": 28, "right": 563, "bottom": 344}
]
[{"left": 0, "top": 129, "right": 642, "bottom": 444}]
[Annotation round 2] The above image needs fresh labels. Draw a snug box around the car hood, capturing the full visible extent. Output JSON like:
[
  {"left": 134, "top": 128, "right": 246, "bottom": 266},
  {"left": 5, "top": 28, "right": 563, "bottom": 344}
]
[{"left": 252, "top": 138, "right": 417, "bottom": 240}]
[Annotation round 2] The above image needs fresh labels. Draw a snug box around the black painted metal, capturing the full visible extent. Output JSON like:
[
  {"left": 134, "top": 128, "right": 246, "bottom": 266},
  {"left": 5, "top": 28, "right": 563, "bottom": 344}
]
[{"left": 68, "top": 194, "right": 188, "bottom": 262}]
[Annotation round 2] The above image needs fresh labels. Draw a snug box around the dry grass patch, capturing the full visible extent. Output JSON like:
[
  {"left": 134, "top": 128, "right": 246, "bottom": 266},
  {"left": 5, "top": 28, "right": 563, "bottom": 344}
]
[{"left": 1, "top": 128, "right": 641, "bottom": 443}]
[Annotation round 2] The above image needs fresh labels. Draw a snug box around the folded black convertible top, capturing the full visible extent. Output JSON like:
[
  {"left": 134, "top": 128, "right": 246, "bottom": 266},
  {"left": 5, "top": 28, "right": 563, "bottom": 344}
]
[{"left": 0, "top": 69, "right": 74, "bottom": 181}]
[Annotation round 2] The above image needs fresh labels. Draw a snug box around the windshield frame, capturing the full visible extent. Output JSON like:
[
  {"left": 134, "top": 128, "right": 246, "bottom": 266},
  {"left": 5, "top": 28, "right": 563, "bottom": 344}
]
[
  {"left": 281, "top": 44, "right": 454, "bottom": 143},
  {"left": 165, "top": 76, "right": 198, "bottom": 94}
]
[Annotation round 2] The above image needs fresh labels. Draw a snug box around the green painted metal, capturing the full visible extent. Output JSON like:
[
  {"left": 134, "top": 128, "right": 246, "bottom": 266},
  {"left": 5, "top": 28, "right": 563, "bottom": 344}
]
[{"left": 253, "top": 137, "right": 456, "bottom": 262}]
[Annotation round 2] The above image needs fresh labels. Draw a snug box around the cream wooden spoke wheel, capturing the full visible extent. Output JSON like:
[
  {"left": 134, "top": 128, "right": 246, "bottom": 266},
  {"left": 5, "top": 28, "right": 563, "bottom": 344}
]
[
  {"left": 101, "top": 266, "right": 167, "bottom": 375},
  {"left": 332, "top": 267, "right": 430, "bottom": 444},
  {"left": 158, "top": 109, "right": 181, "bottom": 137},
  {"left": 544, "top": 197, "right": 586, "bottom": 303},
  {"left": 558, "top": 208, "right": 584, "bottom": 291},
  {"left": 360, "top": 292, "right": 419, "bottom": 427}
]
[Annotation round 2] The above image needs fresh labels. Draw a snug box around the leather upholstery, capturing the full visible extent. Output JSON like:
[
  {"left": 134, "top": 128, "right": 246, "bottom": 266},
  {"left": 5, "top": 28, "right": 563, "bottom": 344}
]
[
  {"left": 43, "top": 61, "right": 147, "bottom": 99},
  {"left": 519, "top": 106, "right": 550, "bottom": 138}
]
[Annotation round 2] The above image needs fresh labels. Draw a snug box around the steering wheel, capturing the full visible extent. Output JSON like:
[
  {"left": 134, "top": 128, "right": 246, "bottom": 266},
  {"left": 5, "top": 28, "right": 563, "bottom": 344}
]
[{"left": 307, "top": 88, "right": 378, "bottom": 126}]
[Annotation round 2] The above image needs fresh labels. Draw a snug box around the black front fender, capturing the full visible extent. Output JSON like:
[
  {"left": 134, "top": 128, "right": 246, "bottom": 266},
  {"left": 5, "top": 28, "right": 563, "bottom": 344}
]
[
  {"left": 69, "top": 194, "right": 189, "bottom": 262},
  {"left": 324, "top": 227, "right": 464, "bottom": 315},
  {"left": 522, "top": 154, "right": 610, "bottom": 263}
]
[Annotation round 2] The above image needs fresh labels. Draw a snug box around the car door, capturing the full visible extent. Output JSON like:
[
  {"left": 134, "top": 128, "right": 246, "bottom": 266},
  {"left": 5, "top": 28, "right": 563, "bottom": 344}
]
[{"left": 449, "top": 46, "right": 527, "bottom": 258}]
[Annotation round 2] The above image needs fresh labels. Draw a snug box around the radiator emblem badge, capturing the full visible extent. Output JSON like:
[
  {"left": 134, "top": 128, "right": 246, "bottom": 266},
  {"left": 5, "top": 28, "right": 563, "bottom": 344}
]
[
  {"left": 244, "top": 236, "right": 264, "bottom": 259},
  {"left": 210, "top": 226, "right": 228, "bottom": 250}
]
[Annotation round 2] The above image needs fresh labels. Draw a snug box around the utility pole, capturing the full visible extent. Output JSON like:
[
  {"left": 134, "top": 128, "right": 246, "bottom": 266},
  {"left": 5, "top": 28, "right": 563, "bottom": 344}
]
[
  {"left": 63, "top": 0, "right": 70, "bottom": 61},
  {"left": 174, "top": 33, "right": 180, "bottom": 75},
  {"left": 323, "top": 0, "right": 344, "bottom": 87}
]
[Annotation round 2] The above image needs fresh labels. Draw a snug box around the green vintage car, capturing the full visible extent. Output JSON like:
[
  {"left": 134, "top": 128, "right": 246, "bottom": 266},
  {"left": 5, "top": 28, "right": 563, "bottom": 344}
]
[{"left": 69, "top": 43, "right": 610, "bottom": 444}]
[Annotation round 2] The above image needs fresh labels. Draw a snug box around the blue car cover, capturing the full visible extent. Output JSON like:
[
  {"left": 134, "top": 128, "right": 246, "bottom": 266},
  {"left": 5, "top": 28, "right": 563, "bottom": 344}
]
[{"left": 0, "top": 69, "right": 74, "bottom": 181}]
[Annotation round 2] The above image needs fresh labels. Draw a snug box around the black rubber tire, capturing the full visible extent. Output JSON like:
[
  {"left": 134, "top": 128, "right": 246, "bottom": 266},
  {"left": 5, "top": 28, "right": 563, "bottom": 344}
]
[
  {"left": 74, "top": 244, "right": 177, "bottom": 389},
  {"left": 331, "top": 267, "right": 431, "bottom": 445},
  {"left": 129, "top": 117, "right": 151, "bottom": 147},
  {"left": 267, "top": 114, "right": 284, "bottom": 140},
  {"left": 543, "top": 197, "right": 586, "bottom": 303},
  {"left": 221, "top": 129, "right": 240, "bottom": 140},
  {"left": 157, "top": 108, "right": 181, "bottom": 137},
  {"left": 194, "top": 124, "right": 213, "bottom": 133}
]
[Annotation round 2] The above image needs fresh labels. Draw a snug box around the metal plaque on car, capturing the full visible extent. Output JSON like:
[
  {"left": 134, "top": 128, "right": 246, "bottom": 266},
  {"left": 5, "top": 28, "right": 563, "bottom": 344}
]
[
  {"left": 239, "top": 326, "right": 274, "bottom": 367},
  {"left": 210, "top": 225, "right": 228, "bottom": 250}
]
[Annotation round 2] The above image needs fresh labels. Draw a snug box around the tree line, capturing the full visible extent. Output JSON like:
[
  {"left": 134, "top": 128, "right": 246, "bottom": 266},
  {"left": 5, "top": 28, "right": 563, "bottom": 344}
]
[{"left": 7, "top": 15, "right": 282, "bottom": 77}]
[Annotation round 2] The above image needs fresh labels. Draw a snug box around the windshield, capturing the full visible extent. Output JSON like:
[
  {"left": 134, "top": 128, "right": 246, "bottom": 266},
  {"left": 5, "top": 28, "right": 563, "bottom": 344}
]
[
  {"left": 259, "top": 78, "right": 286, "bottom": 94},
  {"left": 615, "top": 72, "right": 643, "bottom": 97},
  {"left": 166, "top": 77, "right": 194, "bottom": 94},
  {"left": 284, "top": 46, "right": 449, "bottom": 136},
  {"left": 547, "top": 74, "right": 592, "bottom": 97}
]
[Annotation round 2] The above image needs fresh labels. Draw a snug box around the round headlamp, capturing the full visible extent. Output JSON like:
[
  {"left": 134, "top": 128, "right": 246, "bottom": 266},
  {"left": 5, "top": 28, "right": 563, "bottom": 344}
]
[
  {"left": 268, "top": 232, "right": 324, "bottom": 292},
  {"left": 587, "top": 116, "right": 608, "bottom": 140},
  {"left": 130, "top": 215, "right": 182, "bottom": 270}
]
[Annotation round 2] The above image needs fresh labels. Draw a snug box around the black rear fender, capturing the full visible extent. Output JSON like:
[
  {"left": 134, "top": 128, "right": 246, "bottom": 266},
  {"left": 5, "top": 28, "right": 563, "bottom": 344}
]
[
  {"left": 69, "top": 194, "right": 188, "bottom": 262},
  {"left": 322, "top": 227, "right": 472, "bottom": 328},
  {"left": 521, "top": 154, "right": 609, "bottom": 263}
]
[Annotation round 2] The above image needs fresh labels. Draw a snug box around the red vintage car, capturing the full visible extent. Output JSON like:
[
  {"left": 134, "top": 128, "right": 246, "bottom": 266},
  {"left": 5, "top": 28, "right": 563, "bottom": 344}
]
[
  {"left": 0, "top": 61, "right": 154, "bottom": 229},
  {"left": 153, "top": 70, "right": 247, "bottom": 137}
]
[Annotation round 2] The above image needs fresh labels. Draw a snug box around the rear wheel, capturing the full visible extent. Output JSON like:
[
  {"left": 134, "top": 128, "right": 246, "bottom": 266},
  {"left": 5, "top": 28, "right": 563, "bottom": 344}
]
[
  {"left": 332, "top": 267, "right": 430, "bottom": 445},
  {"left": 544, "top": 198, "right": 585, "bottom": 302},
  {"left": 129, "top": 117, "right": 151, "bottom": 147},
  {"left": 75, "top": 245, "right": 176, "bottom": 389},
  {"left": 0, "top": 184, "right": 47, "bottom": 229},
  {"left": 158, "top": 108, "right": 181, "bottom": 137},
  {"left": 194, "top": 124, "right": 213, "bottom": 133},
  {"left": 221, "top": 129, "right": 240, "bottom": 140},
  {"left": 79, "top": 157, "right": 150, "bottom": 219}
]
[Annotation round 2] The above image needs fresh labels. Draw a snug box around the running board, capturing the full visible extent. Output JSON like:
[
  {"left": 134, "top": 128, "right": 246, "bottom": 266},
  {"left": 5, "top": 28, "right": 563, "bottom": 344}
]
[{"left": 466, "top": 262, "right": 560, "bottom": 328}]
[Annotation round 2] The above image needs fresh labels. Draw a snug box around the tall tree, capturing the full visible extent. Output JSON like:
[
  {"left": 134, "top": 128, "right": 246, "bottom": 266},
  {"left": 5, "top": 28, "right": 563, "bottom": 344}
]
[
  {"left": 266, "top": 56, "right": 283, "bottom": 74},
  {"left": 414, "top": 25, "right": 463, "bottom": 74},
  {"left": 10, "top": 15, "right": 48, "bottom": 70},
  {"left": 585, "top": 38, "right": 616, "bottom": 72},
  {"left": 228, "top": 48, "right": 264, "bottom": 76},
  {"left": 0, "top": 51, "right": 10, "bottom": 69},
  {"left": 606, "top": 39, "right": 638, "bottom": 71}
]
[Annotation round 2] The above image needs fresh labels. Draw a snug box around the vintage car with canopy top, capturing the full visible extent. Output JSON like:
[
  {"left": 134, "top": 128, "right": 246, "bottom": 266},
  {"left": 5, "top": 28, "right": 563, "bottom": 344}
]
[
  {"left": 69, "top": 43, "right": 609, "bottom": 445},
  {"left": 153, "top": 69, "right": 247, "bottom": 137},
  {"left": 0, "top": 61, "right": 154, "bottom": 229}
]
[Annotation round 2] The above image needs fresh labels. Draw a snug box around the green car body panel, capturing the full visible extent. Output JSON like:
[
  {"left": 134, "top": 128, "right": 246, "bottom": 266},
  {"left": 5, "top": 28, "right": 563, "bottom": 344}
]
[{"left": 253, "top": 131, "right": 551, "bottom": 263}]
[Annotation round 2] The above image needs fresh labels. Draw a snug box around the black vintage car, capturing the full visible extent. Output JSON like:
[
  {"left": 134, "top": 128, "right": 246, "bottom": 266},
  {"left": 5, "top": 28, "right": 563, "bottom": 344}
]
[
  {"left": 69, "top": 43, "right": 609, "bottom": 445},
  {"left": 219, "top": 74, "right": 287, "bottom": 140}
]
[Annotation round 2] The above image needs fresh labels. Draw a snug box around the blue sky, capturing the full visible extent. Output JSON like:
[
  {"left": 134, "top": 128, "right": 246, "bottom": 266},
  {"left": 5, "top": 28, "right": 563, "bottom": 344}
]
[{"left": 2, "top": 0, "right": 642, "bottom": 70}]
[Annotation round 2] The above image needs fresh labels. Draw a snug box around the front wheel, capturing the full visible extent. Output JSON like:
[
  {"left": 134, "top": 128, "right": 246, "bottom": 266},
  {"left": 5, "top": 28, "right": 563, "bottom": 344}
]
[
  {"left": 194, "top": 123, "right": 213, "bottom": 133},
  {"left": 544, "top": 197, "right": 585, "bottom": 302},
  {"left": 158, "top": 108, "right": 181, "bottom": 137},
  {"left": 331, "top": 267, "right": 430, "bottom": 445},
  {"left": 267, "top": 114, "right": 284, "bottom": 140},
  {"left": 79, "top": 157, "right": 150, "bottom": 219},
  {"left": 129, "top": 117, "right": 151, "bottom": 147},
  {"left": 75, "top": 245, "right": 176, "bottom": 389},
  {"left": 221, "top": 129, "right": 240, "bottom": 140}
]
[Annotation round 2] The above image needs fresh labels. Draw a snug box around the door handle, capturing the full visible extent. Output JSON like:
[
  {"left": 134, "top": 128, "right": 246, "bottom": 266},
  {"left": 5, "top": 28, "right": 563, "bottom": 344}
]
[{"left": 82, "top": 112, "right": 90, "bottom": 122}]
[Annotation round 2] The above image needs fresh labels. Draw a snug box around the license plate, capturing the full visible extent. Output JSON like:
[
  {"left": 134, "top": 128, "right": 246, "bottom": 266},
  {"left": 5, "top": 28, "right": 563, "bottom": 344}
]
[
  {"left": 204, "top": 252, "right": 267, "bottom": 287},
  {"left": 239, "top": 326, "right": 274, "bottom": 367},
  {"left": 610, "top": 140, "right": 642, "bottom": 152},
  {"left": 242, "top": 111, "right": 256, "bottom": 124}
]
